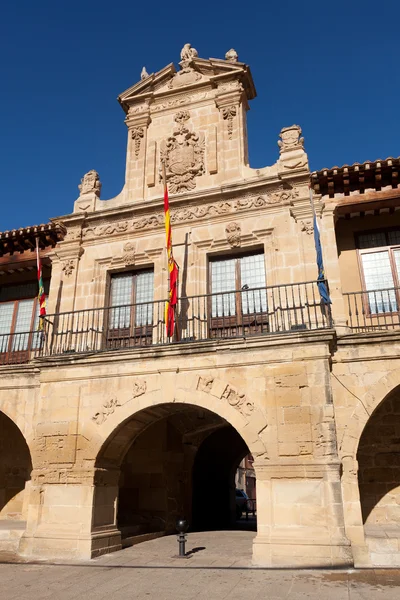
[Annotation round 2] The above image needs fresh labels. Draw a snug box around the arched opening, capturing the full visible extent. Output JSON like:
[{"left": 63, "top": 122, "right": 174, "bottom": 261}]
[
  {"left": 357, "top": 385, "right": 400, "bottom": 545},
  {"left": 95, "top": 402, "right": 253, "bottom": 545},
  {"left": 0, "top": 411, "right": 32, "bottom": 522}
]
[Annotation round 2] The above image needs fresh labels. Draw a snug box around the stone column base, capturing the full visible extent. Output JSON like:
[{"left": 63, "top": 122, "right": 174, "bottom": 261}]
[
  {"left": 19, "top": 527, "right": 122, "bottom": 560},
  {"left": 252, "top": 534, "right": 353, "bottom": 568}
]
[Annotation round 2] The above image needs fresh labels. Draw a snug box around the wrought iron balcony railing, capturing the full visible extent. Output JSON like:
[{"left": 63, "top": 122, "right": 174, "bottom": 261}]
[
  {"left": 344, "top": 286, "right": 400, "bottom": 332},
  {"left": 0, "top": 280, "right": 332, "bottom": 366}
]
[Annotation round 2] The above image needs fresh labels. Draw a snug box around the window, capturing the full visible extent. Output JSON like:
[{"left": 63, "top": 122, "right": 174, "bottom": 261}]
[
  {"left": 0, "top": 281, "right": 47, "bottom": 360},
  {"left": 357, "top": 229, "right": 400, "bottom": 313},
  {"left": 209, "top": 251, "right": 267, "bottom": 336},
  {"left": 107, "top": 269, "right": 154, "bottom": 346}
]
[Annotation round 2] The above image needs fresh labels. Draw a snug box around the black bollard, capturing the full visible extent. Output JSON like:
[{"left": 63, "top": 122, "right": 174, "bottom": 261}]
[{"left": 175, "top": 518, "right": 189, "bottom": 558}]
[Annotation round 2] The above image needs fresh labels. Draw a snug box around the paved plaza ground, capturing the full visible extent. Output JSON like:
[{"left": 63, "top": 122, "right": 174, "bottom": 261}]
[{"left": 1, "top": 531, "right": 400, "bottom": 599}]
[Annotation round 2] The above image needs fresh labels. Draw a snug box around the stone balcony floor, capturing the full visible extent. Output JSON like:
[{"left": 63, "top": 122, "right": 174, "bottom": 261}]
[{"left": 1, "top": 530, "right": 400, "bottom": 599}]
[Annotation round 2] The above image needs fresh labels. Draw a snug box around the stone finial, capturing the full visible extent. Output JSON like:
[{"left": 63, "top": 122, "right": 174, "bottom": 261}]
[
  {"left": 78, "top": 170, "right": 101, "bottom": 197},
  {"left": 180, "top": 43, "right": 198, "bottom": 62},
  {"left": 225, "top": 48, "right": 238, "bottom": 63},
  {"left": 141, "top": 66, "right": 149, "bottom": 80},
  {"left": 278, "top": 125, "right": 304, "bottom": 154}
]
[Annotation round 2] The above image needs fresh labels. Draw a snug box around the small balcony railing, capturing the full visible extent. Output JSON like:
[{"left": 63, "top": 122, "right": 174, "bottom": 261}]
[
  {"left": 344, "top": 286, "right": 400, "bottom": 332},
  {"left": 0, "top": 280, "right": 331, "bottom": 365}
]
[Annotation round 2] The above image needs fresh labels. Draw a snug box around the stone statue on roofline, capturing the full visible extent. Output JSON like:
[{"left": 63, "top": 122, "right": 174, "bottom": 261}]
[
  {"left": 78, "top": 170, "right": 102, "bottom": 197},
  {"left": 180, "top": 43, "right": 198, "bottom": 62},
  {"left": 225, "top": 48, "right": 238, "bottom": 63}
]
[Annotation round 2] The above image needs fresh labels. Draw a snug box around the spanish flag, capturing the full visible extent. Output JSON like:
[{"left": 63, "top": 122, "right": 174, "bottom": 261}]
[
  {"left": 163, "top": 168, "right": 179, "bottom": 338},
  {"left": 35, "top": 237, "right": 46, "bottom": 329}
]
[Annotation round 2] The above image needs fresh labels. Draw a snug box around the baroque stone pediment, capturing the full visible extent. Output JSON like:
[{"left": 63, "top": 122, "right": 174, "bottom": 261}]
[{"left": 118, "top": 52, "right": 256, "bottom": 115}]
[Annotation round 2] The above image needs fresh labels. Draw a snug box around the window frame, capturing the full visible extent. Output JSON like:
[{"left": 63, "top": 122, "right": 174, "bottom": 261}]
[
  {"left": 0, "top": 296, "right": 39, "bottom": 362},
  {"left": 207, "top": 249, "right": 268, "bottom": 336},
  {"left": 106, "top": 268, "right": 155, "bottom": 346},
  {"left": 356, "top": 228, "right": 400, "bottom": 316}
]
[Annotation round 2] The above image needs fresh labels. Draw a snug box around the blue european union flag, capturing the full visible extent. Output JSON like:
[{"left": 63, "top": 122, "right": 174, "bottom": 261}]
[{"left": 313, "top": 211, "right": 331, "bottom": 304}]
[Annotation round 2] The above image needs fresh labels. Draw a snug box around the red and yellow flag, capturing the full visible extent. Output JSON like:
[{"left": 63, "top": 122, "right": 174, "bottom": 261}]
[
  {"left": 35, "top": 237, "right": 46, "bottom": 329},
  {"left": 163, "top": 170, "right": 178, "bottom": 338}
]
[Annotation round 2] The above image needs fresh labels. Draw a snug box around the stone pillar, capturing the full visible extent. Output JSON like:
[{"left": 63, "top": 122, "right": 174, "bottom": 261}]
[
  {"left": 253, "top": 461, "right": 352, "bottom": 567},
  {"left": 20, "top": 466, "right": 121, "bottom": 560},
  {"left": 340, "top": 456, "right": 370, "bottom": 567}
]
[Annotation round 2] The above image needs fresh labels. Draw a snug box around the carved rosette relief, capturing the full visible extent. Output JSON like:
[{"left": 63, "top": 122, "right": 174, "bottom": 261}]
[
  {"left": 225, "top": 222, "right": 241, "bottom": 248},
  {"left": 300, "top": 220, "right": 313, "bottom": 235},
  {"left": 131, "top": 127, "right": 144, "bottom": 158},
  {"left": 160, "top": 110, "right": 205, "bottom": 193},
  {"left": 92, "top": 380, "right": 147, "bottom": 425},
  {"left": 62, "top": 259, "right": 75, "bottom": 277},
  {"left": 222, "top": 105, "right": 237, "bottom": 139},
  {"left": 196, "top": 376, "right": 254, "bottom": 417},
  {"left": 78, "top": 170, "right": 101, "bottom": 197}
]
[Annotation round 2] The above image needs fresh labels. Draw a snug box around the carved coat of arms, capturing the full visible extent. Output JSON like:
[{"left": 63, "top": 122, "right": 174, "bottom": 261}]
[{"left": 160, "top": 111, "right": 205, "bottom": 194}]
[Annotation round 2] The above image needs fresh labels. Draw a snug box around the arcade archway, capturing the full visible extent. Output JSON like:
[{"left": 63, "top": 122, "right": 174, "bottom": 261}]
[
  {"left": 95, "top": 402, "right": 253, "bottom": 543},
  {"left": 0, "top": 411, "right": 32, "bottom": 521}
]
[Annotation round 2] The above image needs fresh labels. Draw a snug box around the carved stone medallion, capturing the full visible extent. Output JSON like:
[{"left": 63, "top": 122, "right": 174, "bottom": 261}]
[
  {"left": 225, "top": 222, "right": 241, "bottom": 247},
  {"left": 121, "top": 242, "right": 136, "bottom": 265},
  {"left": 160, "top": 111, "right": 205, "bottom": 193}
]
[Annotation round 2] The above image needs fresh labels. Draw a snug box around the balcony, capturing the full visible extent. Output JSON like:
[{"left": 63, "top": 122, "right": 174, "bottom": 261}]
[
  {"left": 0, "top": 281, "right": 332, "bottom": 366},
  {"left": 344, "top": 286, "right": 400, "bottom": 332}
]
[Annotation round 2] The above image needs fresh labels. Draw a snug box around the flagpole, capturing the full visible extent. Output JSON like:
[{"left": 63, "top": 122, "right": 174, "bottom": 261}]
[
  {"left": 309, "top": 184, "right": 331, "bottom": 307},
  {"left": 161, "top": 162, "right": 180, "bottom": 340}
]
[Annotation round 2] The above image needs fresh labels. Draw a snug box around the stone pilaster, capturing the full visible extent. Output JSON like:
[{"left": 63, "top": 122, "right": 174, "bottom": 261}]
[
  {"left": 320, "top": 201, "right": 350, "bottom": 333},
  {"left": 215, "top": 85, "right": 247, "bottom": 179},
  {"left": 125, "top": 103, "right": 151, "bottom": 203}
]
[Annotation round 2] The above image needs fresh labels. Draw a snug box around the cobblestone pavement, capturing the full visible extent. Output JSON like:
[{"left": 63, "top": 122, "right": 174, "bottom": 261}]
[{"left": 1, "top": 531, "right": 400, "bottom": 599}]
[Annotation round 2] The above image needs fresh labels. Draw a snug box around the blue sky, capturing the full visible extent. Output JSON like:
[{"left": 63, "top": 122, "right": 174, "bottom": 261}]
[{"left": 1, "top": 1, "right": 399, "bottom": 230}]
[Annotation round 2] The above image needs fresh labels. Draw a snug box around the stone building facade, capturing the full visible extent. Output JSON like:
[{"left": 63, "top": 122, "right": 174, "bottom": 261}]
[{"left": 0, "top": 44, "right": 399, "bottom": 567}]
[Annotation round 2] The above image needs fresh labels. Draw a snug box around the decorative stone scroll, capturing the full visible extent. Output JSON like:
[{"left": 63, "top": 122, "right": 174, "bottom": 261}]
[
  {"left": 196, "top": 375, "right": 254, "bottom": 417},
  {"left": 160, "top": 110, "right": 205, "bottom": 193},
  {"left": 222, "top": 105, "right": 237, "bottom": 139},
  {"left": 225, "top": 222, "right": 241, "bottom": 247},
  {"left": 92, "top": 380, "right": 147, "bottom": 426},
  {"left": 92, "top": 398, "right": 120, "bottom": 426},
  {"left": 83, "top": 221, "right": 129, "bottom": 238},
  {"left": 131, "top": 127, "right": 144, "bottom": 158}
]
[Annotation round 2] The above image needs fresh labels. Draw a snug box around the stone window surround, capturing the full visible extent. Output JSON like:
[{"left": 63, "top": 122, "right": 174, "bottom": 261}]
[{"left": 356, "top": 226, "right": 400, "bottom": 315}]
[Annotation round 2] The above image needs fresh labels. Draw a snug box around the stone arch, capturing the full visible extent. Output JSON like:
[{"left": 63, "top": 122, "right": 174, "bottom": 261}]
[
  {"left": 357, "top": 385, "right": 400, "bottom": 527},
  {"left": 87, "top": 372, "right": 266, "bottom": 555},
  {"left": 90, "top": 371, "right": 268, "bottom": 466},
  {"left": 340, "top": 371, "right": 400, "bottom": 462},
  {"left": 338, "top": 371, "right": 400, "bottom": 565},
  {"left": 0, "top": 409, "right": 33, "bottom": 522}
]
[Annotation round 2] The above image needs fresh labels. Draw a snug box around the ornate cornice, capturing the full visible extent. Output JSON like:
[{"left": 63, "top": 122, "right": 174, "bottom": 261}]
[{"left": 80, "top": 186, "right": 299, "bottom": 240}]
